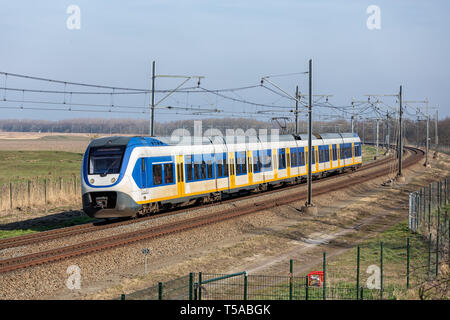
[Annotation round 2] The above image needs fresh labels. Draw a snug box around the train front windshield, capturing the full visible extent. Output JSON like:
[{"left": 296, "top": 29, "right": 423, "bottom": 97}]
[{"left": 88, "top": 146, "right": 125, "bottom": 175}]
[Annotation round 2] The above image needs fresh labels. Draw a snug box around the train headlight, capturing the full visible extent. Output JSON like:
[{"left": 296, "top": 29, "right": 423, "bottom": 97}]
[
  {"left": 111, "top": 177, "right": 116, "bottom": 183},
  {"left": 90, "top": 179, "right": 95, "bottom": 184}
]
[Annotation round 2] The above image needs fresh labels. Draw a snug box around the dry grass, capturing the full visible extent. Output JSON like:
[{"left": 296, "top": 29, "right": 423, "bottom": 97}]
[{"left": 0, "top": 177, "right": 81, "bottom": 214}]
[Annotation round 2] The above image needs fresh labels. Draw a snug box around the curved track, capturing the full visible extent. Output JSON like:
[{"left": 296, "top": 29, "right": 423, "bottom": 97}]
[{"left": 0, "top": 146, "right": 423, "bottom": 274}]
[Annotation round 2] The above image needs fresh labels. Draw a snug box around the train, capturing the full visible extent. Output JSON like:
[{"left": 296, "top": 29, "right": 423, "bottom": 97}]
[{"left": 81, "top": 132, "right": 362, "bottom": 218}]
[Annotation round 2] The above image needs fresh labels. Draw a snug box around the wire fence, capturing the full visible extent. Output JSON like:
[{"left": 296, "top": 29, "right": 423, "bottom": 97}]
[{"left": 0, "top": 176, "right": 82, "bottom": 212}]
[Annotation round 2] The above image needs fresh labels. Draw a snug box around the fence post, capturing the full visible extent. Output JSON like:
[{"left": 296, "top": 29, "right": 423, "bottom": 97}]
[
  {"left": 380, "top": 242, "right": 383, "bottom": 300},
  {"left": 323, "top": 252, "right": 326, "bottom": 300},
  {"left": 158, "top": 282, "right": 163, "bottom": 300},
  {"left": 423, "top": 187, "right": 426, "bottom": 232},
  {"left": 406, "top": 237, "right": 410, "bottom": 289},
  {"left": 27, "top": 180, "right": 31, "bottom": 207},
  {"left": 428, "top": 233, "right": 432, "bottom": 278},
  {"left": 289, "top": 259, "right": 293, "bottom": 300},
  {"left": 305, "top": 276, "right": 309, "bottom": 301},
  {"left": 189, "top": 273, "right": 193, "bottom": 300},
  {"left": 436, "top": 208, "right": 440, "bottom": 277},
  {"left": 243, "top": 272, "right": 248, "bottom": 301},
  {"left": 360, "top": 287, "right": 364, "bottom": 300},
  {"left": 428, "top": 185, "right": 432, "bottom": 232},
  {"left": 198, "top": 272, "right": 202, "bottom": 301},
  {"left": 121, "top": 294, "right": 126, "bottom": 300},
  {"left": 445, "top": 178, "right": 448, "bottom": 205},
  {"left": 9, "top": 182, "right": 12, "bottom": 210},
  {"left": 44, "top": 179, "right": 47, "bottom": 206},
  {"left": 356, "top": 246, "right": 360, "bottom": 300}
]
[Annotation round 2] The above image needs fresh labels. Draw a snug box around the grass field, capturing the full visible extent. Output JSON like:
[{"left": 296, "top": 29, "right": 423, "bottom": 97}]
[
  {"left": 0, "top": 215, "right": 96, "bottom": 239},
  {"left": 0, "top": 150, "right": 83, "bottom": 184},
  {"left": 361, "top": 144, "right": 384, "bottom": 163}
]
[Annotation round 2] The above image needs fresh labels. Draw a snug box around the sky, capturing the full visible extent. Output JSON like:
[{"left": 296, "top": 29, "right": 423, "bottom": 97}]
[{"left": 0, "top": 0, "right": 449, "bottom": 123}]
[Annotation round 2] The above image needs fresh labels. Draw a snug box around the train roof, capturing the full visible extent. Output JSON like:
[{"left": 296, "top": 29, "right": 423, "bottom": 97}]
[{"left": 88, "top": 132, "right": 360, "bottom": 149}]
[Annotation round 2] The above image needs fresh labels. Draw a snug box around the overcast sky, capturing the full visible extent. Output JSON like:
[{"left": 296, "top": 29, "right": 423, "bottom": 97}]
[{"left": 0, "top": 0, "right": 449, "bottom": 123}]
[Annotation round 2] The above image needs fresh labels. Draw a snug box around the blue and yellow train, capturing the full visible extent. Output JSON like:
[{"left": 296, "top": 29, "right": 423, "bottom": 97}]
[{"left": 81, "top": 133, "right": 362, "bottom": 218}]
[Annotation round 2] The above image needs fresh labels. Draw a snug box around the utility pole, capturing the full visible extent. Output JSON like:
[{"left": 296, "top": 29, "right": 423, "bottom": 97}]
[
  {"left": 295, "top": 85, "right": 299, "bottom": 135},
  {"left": 434, "top": 106, "right": 439, "bottom": 158},
  {"left": 304, "top": 59, "right": 317, "bottom": 214},
  {"left": 375, "top": 118, "right": 379, "bottom": 159},
  {"left": 306, "top": 59, "right": 314, "bottom": 209},
  {"left": 351, "top": 98, "right": 354, "bottom": 134},
  {"left": 385, "top": 113, "right": 389, "bottom": 152},
  {"left": 398, "top": 85, "right": 403, "bottom": 179},
  {"left": 425, "top": 98, "right": 429, "bottom": 167},
  {"left": 150, "top": 60, "right": 156, "bottom": 137}
]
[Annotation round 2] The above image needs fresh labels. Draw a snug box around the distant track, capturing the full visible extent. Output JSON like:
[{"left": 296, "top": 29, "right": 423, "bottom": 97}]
[{"left": 0, "top": 146, "right": 423, "bottom": 274}]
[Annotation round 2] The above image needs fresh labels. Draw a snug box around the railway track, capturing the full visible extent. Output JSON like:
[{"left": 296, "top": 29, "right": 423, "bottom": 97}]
[{"left": 0, "top": 146, "right": 423, "bottom": 274}]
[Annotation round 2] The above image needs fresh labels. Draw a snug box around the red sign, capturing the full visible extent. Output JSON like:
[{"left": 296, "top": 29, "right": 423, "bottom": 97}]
[{"left": 308, "top": 271, "right": 324, "bottom": 287}]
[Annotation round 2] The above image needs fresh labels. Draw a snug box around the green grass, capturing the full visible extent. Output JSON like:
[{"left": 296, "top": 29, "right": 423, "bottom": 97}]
[
  {"left": 0, "top": 150, "right": 83, "bottom": 184},
  {"left": 0, "top": 215, "right": 97, "bottom": 239},
  {"left": 361, "top": 144, "right": 382, "bottom": 162}
]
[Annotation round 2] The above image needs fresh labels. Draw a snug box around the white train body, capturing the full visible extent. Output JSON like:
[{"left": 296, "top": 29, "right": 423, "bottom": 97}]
[{"left": 81, "top": 133, "right": 362, "bottom": 218}]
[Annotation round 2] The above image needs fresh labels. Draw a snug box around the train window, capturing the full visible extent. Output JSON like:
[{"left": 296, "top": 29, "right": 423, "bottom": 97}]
[
  {"left": 241, "top": 152, "right": 247, "bottom": 174},
  {"left": 194, "top": 162, "right": 200, "bottom": 180},
  {"left": 235, "top": 157, "right": 241, "bottom": 175},
  {"left": 201, "top": 161, "right": 206, "bottom": 179},
  {"left": 253, "top": 151, "right": 259, "bottom": 173},
  {"left": 164, "top": 163, "right": 174, "bottom": 184},
  {"left": 207, "top": 160, "right": 213, "bottom": 179},
  {"left": 186, "top": 156, "right": 193, "bottom": 182},
  {"left": 217, "top": 159, "right": 223, "bottom": 178},
  {"left": 278, "top": 148, "right": 286, "bottom": 169},
  {"left": 264, "top": 153, "right": 271, "bottom": 169},
  {"left": 88, "top": 146, "right": 125, "bottom": 175},
  {"left": 153, "top": 164, "right": 162, "bottom": 186},
  {"left": 312, "top": 150, "right": 316, "bottom": 164},
  {"left": 224, "top": 156, "right": 229, "bottom": 177}
]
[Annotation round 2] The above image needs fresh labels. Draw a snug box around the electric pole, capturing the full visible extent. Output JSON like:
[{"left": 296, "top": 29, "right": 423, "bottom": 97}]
[
  {"left": 434, "top": 106, "right": 439, "bottom": 158},
  {"left": 425, "top": 98, "right": 429, "bottom": 166},
  {"left": 351, "top": 98, "right": 354, "bottom": 134},
  {"left": 295, "top": 85, "right": 299, "bottom": 135},
  {"left": 398, "top": 85, "right": 403, "bottom": 178},
  {"left": 150, "top": 60, "right": 156, "bottom": 137},
  {"left": 306, "top": 59, "right": 314, "bottom": 209},
  {"left": 375, "top": 118, "right": 379, "bottom": 159}
]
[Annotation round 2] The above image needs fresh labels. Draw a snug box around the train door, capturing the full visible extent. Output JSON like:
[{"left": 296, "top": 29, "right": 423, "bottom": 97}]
[
  {"left": 352, "top": 142, "right": 355, "bottom": 164},
  {"left": 315, "top": 146, "right": 319, "bottom": 173},
  {"left": 176, "top": 155, "right": 185, "bottom": 196},
  {"left": 286, "top": 148, "right": 291, "bottom": 178},
  {"left": 247, "top": 150, "right": 253, "bottom": 186},
  {"left": 229, "top": 152, "right": 235, "bottom": 189}
]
